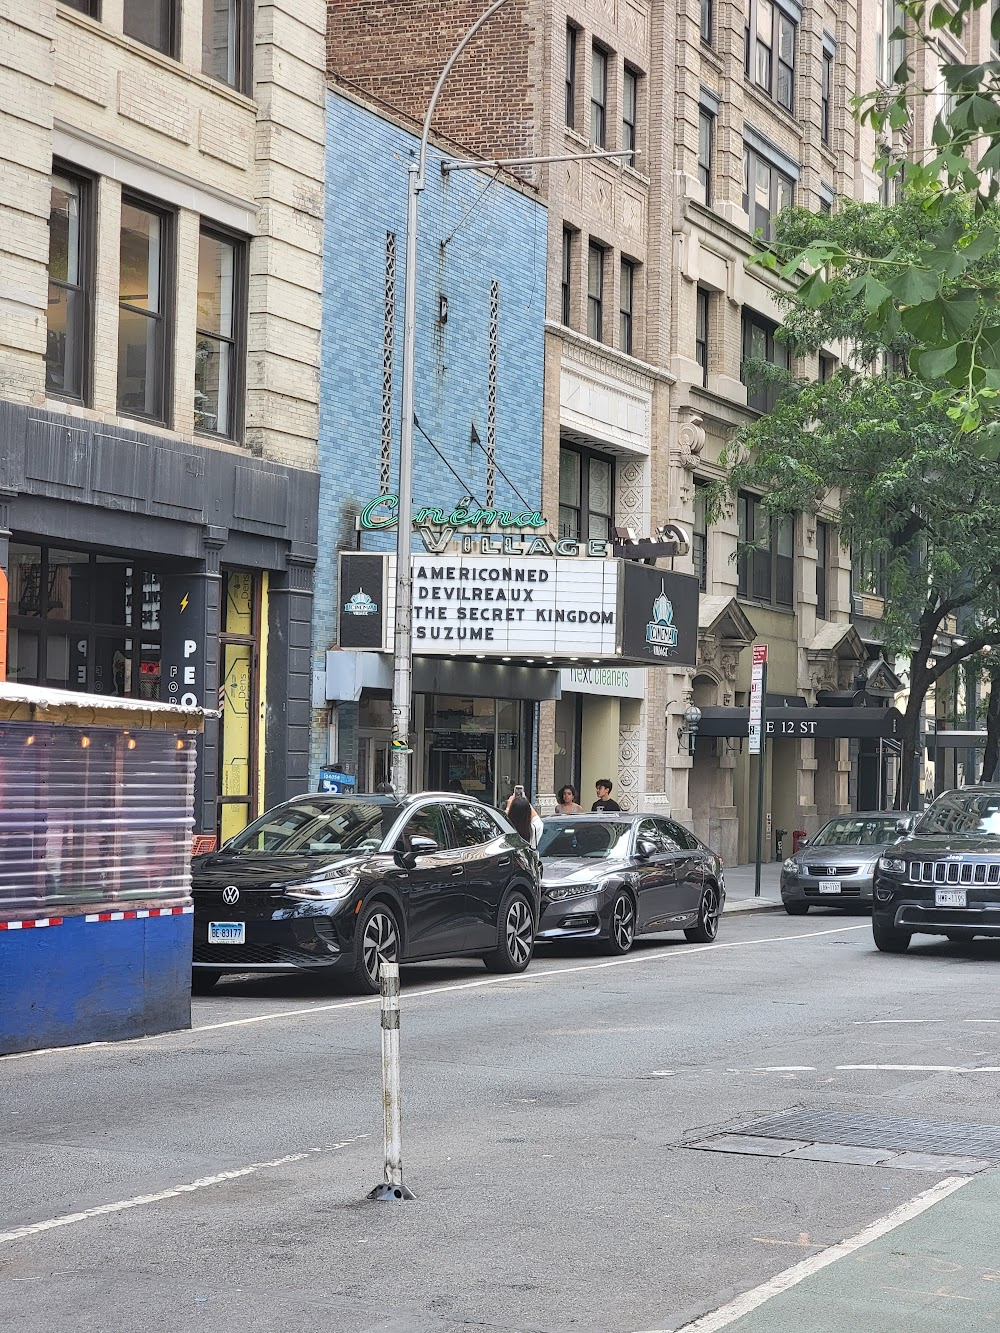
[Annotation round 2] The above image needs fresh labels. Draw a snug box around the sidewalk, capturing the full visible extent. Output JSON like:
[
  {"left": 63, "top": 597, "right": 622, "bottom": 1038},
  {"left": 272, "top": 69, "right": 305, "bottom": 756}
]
[
  {"left": 681, "top": 1169, "right": 1000, "bottom": 1332},
  {"left": 723, "top": 862, "right": 784, "bottom": 916}
]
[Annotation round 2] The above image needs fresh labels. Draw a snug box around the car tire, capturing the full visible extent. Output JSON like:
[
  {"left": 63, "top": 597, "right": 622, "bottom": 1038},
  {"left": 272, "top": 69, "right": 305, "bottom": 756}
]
[
  {"left": 685, "top": 883, "right": 721, "bottom": 943},
  {"left": 353, "top": 902, "right": 401, "bottom": 994},
  {"left": 873, "top": 916, "right": 911, "bottom": 953},
  {"left": 603, "top": 890, "right": 636, "bottom": 955},
  {"left": 191, "top": 971, "right": 220, "bottom": 994},
  {"left": 783, "top": 901, "right": 810, "bottom": 916},
  {"left": 484, "top": 891, "right": 535, "bottom": 974}
]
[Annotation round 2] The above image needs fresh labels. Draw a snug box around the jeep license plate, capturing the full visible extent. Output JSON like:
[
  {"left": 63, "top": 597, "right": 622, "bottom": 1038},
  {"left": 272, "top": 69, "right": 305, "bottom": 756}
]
[{"left": 935, "top": 890, "right": 966, "bottom": 908}]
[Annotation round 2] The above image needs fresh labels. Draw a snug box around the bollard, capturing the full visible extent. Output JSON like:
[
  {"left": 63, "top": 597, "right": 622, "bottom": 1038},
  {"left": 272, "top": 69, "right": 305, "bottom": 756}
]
[{"left": 367, "top": 961, "right": 416, "bottom": 1201}]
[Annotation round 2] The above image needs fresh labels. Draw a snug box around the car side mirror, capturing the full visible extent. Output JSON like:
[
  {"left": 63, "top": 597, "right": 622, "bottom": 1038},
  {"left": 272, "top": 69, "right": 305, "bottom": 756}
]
[
  {"left": 798, "top": 836, "right": 809, "bottom": 848},
  {"left": 895, "top": 819, "right": 911, "bottom": 834},
  {"left": 636, "top": 840, "right": 657, "bottom": 860},
  {"left": 410, "top": 836, "right": 439, "bottom": 857}
]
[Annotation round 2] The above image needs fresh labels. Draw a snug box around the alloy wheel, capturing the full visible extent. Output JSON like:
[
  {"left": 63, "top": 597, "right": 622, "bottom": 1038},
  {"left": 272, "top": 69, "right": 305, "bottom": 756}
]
[
  {"left": 700, "top": 885, "right": 720, "bottom": 939},
  {"left": 505, "top": 898, "right": 533, "bottom": 967},
  {"left": 362, "top": 910, "right": 399, "bottom": 984},
  {"left": 612, "top": 893, "right": 635, "bottom": 952}
]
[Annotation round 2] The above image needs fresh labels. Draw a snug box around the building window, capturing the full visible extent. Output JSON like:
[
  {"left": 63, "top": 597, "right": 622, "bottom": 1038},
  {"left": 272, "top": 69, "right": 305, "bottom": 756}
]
[
  {"left": 738, "top": 494, "right": 794, "bottom": 607},
  {"left": 566, "top": 23, "right": 578, "bottom": 128},
  {"left": 591, "top": 43, "right": 608, "bottom": 147},
  {"left": 620, "top": 257, "right": 635, "bottom": 354},
  {"left": 741, "top": 309, "right": 790, "bottom": 414},
  {"left": 992, "top": 0, "right": 1000, "bottom": 58},
  {"left": 698, "top": 108, "right": 714, "bottom": 206},
  {"left": 695, "top": 287, "right": 710, "bottom": 386},
  {"left": 700, "top": 0, "right": 713, "bottom": 45},
  {"left": 856, "top": 547, "right": 889, "bottom": 599},
  {"left": 693, "top": 482, "right": 709, "bottom": 591},
  {"left": 821, "top": 49, "right": 833, "bottom": 143},
  {"left": 559, "top": 444, "right": 614, "bottom": 543},
  {"left": 123, "top": 0, "right": 178, "bottom": 57},
  {"left": 202, "top": 0, "right": 251, "bottom": 93},
  {"left": 561, "top": 227, "right": 574, "bottom": 326},
  {"left": 819, "top": 352, "right": 837, "bottom": 383},
  {"left": 118, "top": 197, "right": 172, "bottom": 424},
  {"left": 819, "top": 195, "right": 833, "bottom": 216},
  {"left": 743, "top": 145, "right": 795, "bottom": 241},
  {"left": 623, "top": 66, "right": 639, "bottom": 156},
  {"left": 745, "top": 0, "right": 796, "bottom": 112},
  {"left": 195, "top": 227, "right": 245, "bottom": 440},
  {"left": 816, "top": 521, "right": 830, "bottom": 619},
  {"left": 876, "top": 0, "right": 905, "bottom": 84},
  {"left": 46, "top": 170, "right": 92, "bottom": 405},
  {"left": 61, "top": 0, "right": 100, "bottom": 14},
  {"left": 587, "top": 242, "right": 605, "bottom": 342}
]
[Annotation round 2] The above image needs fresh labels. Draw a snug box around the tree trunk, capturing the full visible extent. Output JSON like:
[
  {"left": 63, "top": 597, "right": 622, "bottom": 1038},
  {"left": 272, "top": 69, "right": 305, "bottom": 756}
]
[
  {"left": 981, "top": 665, "right": 1000, "bottom": 783},
  {"left": 897, "top": 678, "right": 928, "bottom": 811}
]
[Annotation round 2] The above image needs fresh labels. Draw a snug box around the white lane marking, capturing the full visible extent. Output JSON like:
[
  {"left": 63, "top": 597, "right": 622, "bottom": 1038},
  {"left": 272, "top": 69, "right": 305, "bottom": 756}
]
[
  {"left": 837, "top": 1064, "right": 1000, "bottom": 1073},
  {"left": 0, "top": 1135, "right": 368, "bottom": 1246},
  {"left": 0, "top": 923, "right": 868, "bottom": 1060},
  {"left": 757, "top": 1066, "right": 816, "bottom": 1072},
  {"left": 853, "top": 1018, "right": 1000, "bottom": 1025},
  {"left": 634, "top": 1175, "right": 973, "bottom": 1333}
]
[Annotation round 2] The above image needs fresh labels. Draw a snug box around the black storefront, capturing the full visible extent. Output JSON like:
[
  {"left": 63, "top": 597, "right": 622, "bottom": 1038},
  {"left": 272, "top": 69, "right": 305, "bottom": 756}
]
[{"left": 0, "top": 402, "right": 318, "bottom": 844}]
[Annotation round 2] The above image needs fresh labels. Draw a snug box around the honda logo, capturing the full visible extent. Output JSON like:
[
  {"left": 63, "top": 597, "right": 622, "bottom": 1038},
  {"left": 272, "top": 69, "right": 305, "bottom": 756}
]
[
  {"left": 222, "top": 885, "right": 240, "bottom": 905},
  {"left": 827, "top": 867, "right": 838, "bottom": 876}
]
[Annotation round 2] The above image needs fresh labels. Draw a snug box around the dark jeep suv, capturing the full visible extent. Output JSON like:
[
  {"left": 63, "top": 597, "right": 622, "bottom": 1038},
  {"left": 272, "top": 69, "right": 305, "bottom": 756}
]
[{"left": 872, "top": 786, "right": 1000, "bottom": 952}]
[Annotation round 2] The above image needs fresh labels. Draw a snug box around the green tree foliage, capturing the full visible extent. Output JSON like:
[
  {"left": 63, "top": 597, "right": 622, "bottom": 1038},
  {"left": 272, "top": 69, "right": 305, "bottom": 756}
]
[{"left": 753, "top": 0, "right": 1000, "bottom": 443}]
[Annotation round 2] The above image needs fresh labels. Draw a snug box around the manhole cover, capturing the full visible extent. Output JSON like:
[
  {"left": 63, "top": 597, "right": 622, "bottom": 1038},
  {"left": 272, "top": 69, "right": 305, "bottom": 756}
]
[{"left": 740, "top": 1109, "right": 1000, "bottom": 1158}]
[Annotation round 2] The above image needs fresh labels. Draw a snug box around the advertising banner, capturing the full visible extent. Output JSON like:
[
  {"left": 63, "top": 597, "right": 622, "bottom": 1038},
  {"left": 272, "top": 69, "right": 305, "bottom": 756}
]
[
  {"left": 619, "top": 564, "right": 699, "bottom": 667},
  {"left": 339, "top": 553, "right": 388, "bottom": 651}
]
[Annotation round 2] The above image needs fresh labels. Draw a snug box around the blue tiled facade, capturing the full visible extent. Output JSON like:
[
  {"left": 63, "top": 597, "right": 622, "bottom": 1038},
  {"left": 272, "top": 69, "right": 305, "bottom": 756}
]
[{"left": 312, "top": 90, "right": 548, "bottom": 778}]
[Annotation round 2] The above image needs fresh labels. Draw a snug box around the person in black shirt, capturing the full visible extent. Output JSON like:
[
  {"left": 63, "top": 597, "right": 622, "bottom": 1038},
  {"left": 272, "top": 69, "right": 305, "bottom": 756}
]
[{"left": 591, "top": 779, "right": 621, "bottom": 812}]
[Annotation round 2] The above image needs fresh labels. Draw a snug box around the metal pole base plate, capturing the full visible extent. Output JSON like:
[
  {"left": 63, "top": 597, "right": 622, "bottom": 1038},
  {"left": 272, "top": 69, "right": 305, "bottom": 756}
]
[{"left": 367, "top": 1181, "right": 417, "bottom": 1202}]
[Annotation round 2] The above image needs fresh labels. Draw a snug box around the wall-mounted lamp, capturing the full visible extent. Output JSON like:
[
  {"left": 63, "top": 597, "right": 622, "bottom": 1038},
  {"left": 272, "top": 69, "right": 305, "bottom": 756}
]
[{"left": 678, "top": 704, "right": 702, "bottom": 755}]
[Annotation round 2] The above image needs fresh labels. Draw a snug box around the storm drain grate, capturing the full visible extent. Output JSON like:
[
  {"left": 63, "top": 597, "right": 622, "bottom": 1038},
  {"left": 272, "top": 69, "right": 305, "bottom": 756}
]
[{"left": 740, "top": 1109, "right": 1000, "bottom": 1159}]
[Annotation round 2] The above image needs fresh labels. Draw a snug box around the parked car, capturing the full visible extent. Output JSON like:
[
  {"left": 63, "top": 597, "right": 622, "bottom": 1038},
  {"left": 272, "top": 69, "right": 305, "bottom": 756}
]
[
  {"left": 872, "top": 785, "right": 1000, "bottom": 952},
  {"left": 191, "top": 792, "right": 540, "bottom": 993},
  {"left": 780, "top": 811, "right": 915, "bottom": 914},
  {"left": 535, "top": 813, "right": 725, "bottom": 954}
]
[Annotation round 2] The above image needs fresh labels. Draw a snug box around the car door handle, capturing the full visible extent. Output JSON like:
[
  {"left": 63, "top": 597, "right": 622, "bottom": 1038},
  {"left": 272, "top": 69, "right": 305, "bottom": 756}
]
[
  {"left": 450, "top": 867, "right": 465, "bottom": 877},
  {"left": 498, "top": 856, "right": 511, "bottom": 866}
]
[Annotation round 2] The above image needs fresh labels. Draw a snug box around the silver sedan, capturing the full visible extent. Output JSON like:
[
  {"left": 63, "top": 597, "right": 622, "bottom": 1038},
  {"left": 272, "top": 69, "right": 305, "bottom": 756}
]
[{"left": 780, "top": 812, "right": 915, "bottom": 914}]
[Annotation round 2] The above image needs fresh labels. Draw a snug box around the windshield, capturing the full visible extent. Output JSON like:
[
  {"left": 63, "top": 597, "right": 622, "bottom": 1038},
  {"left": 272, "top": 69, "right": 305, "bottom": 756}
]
[
  {"left": 538, "top": 821, "right": 633, "bottom": 860},
  {"left": 810, "top": 817, "right": 903, "bottom": 848},
  {"left": 914, "top": 793, "right": 1000, "bottom": 838},
  {"left": 225, "top": 800, "right": 397, "bottom": 855}
]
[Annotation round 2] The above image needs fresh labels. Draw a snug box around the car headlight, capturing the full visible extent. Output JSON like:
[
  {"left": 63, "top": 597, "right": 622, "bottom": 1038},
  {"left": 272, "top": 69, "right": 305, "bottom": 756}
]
[
  {"left": 878, "top": 857, "right": 906, "bottom": 874},
  {"left": 285, "top": 872, "right": 359, "bottom": 901},
  {"left": 544, "top": 881, "right": 605, "bottom": 902},
  {"left": 782, "top": 858, "right": 797, "bottom": 872}
]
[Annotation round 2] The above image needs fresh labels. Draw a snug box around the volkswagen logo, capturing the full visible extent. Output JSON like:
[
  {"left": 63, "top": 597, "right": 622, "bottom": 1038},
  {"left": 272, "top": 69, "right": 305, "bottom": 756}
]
[{"left": 222, "top": 885, "right": 240, "bottom": 905}]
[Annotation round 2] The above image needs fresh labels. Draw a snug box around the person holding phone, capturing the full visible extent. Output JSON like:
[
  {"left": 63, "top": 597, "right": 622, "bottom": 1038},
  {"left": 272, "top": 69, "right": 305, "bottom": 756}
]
[{"left": 506, "top": 784, "right": 543, "bottom": 846}]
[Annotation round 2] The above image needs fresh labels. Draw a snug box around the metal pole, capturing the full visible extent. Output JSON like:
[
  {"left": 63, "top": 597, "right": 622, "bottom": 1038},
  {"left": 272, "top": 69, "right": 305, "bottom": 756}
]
[
  {"left": 367, "top": 961, "right": 415, "bottom": 1201},
  {"left": 754, "top": 661, "right": 768, "bottom": 899}
]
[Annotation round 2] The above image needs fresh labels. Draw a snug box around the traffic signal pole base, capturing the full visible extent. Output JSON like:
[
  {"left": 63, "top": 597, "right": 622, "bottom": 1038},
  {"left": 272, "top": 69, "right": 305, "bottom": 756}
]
[{"left": 367, "top": 1181, "right": 417, "bottom": 1202}]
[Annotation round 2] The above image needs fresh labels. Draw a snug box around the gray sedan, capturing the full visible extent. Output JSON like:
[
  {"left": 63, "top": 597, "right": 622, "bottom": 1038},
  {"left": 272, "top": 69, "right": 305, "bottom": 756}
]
[{"left": 780, "top": 812, "right": 914, "bottom": 914}]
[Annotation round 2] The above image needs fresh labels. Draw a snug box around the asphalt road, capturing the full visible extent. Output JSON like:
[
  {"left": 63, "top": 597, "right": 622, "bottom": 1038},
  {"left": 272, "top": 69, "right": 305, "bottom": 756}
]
[{"left": 3, "top": 909, "right": 1000, "bottom": 1333}]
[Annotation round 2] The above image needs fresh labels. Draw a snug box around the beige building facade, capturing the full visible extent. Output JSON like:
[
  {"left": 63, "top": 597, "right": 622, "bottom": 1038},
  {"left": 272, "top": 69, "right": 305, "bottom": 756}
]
[{"left": 1, "top": 0, "right": 326, "bottom": 840}]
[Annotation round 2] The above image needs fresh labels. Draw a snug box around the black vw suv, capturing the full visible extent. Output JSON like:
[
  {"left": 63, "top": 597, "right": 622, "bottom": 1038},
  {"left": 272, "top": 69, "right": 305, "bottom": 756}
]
[{"left": 872, "top": 786, "right": 1000, "bottom": 952}]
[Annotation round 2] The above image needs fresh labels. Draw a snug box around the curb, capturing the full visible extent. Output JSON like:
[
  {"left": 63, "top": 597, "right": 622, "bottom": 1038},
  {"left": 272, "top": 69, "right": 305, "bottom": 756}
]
[{"left": 723, "top": 899, "right": 785, "bottom": 916}]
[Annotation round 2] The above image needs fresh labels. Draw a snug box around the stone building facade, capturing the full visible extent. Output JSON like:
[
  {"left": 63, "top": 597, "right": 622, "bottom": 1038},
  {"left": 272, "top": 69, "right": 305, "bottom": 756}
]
[{"left": 1, "top": 0, "right": 326, "bottom": 842}]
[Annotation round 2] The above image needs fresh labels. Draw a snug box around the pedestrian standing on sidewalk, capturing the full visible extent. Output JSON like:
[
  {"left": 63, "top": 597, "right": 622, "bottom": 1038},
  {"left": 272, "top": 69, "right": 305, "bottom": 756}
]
[
  {"left": 592, "top": 779, "right": 621, "bottom": 812},
  {"left": 555, "top": 784, "right": 583, "bottom": 815},
  {"left": 506, "top": 784, "right": 543, "bottom": 847}
]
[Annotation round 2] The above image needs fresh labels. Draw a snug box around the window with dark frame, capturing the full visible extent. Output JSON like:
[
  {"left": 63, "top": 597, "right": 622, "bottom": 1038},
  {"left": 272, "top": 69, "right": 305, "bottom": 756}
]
[
  {"left": 693, "top": 482, "right": 709, "bottom": 591},
  {"left": 695, "top": 287, "right": 710, "bottom": 386},
  {"left": 559, "top": 443, "right": 614, "bottom": 543},
  {"left": 742, "top": 144, "right": 795, "bottom": 240},
  {"left": 821, "top": 49, "right": 833, "bottom": 143},
  {"left": 700, "top": 0, "right": 713, "bottom": 44},
  {"left": 623, "top": 66, "right": 639, "bottom": 156},
  {"left": 745, "top": 0, "right": 796, "bottom": 112},
  {"left": 876, "top": 0, "right": 905, "bottom": 84},
  {"left": 816, "top": 520, "right": 829, "bottom": 619},
  {"left": 46, "top": 169, "right": 93, "bottom": 405},
  {"left": 698, "top": 107, "right": 714, "bottom": 205},
  {"left": 61, "top": 0, "right": 100, "bottom": 14},
  {"left": 819, "top": 351, "right": 836, "bottom": 383},
  {"left": 195, "top": 226, "right": 245, "bottom": 441},
  {"left": 202, "top": 0, "right": 252, "bottom": 94},
  {"left": 587, "top": 242, "right": 604, "bottom": 342},
  {"left": 566, "top": 23, "right": 578, "bottom": 128},
  {"left": 561, "top": 226, "right": 574, "bottom": 326},
  {"left": 738, "top": 493, "right": 794, "bottom": 607},
  {"left": 856, "top": 547, "right": 889, "bottom": 599},
  {"left": 591, "top": 43, "right": 608, "bottom": 147},
  {"left": 118, "top": 196, "right": 172, "bottom": 424},
  {"left": 620, "top": 257, "right": 635, "bottom": 355},
  {"left": 123, "top": 0, "right": 178, "bottom": 57},
  {"left": 741, "top": 308, "right": 790, "bottom": 414}
]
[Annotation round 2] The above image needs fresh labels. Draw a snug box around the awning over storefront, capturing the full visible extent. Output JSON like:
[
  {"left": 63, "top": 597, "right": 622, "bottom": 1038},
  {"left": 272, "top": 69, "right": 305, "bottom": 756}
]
[
  {"left": 697, "top": 705, "right": 905, "bottom": 740},
  {"left": 926, "top": 730, "right": 988, "bottom": 749}
]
